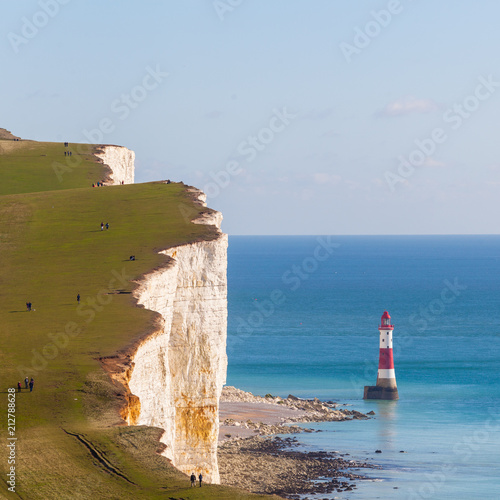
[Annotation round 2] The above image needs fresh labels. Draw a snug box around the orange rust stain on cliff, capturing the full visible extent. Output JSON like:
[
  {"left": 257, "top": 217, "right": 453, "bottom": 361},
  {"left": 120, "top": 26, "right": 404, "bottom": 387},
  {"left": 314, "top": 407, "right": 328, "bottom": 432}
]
[
  {"left": 100, "top": 355, "right": 142, "bottom": 425},
  {"left": 120, "top": 393, "right": 141, "bottom": 425},
  {"left": 177, "top": 405, "right": 217, "bottom": 446}
]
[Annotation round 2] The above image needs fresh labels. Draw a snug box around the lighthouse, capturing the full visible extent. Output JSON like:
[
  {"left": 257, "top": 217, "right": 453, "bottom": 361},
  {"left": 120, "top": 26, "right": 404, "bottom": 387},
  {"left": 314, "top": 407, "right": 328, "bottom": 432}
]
[{"left": 364, "top": 311, "right": 399, "bottom": 400}]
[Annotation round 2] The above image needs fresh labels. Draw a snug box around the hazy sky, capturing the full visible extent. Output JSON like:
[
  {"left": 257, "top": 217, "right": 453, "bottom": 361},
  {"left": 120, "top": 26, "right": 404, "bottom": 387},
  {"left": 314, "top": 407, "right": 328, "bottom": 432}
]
[{"left": 2, "top": 1, "right": 500, "bottom": 234}]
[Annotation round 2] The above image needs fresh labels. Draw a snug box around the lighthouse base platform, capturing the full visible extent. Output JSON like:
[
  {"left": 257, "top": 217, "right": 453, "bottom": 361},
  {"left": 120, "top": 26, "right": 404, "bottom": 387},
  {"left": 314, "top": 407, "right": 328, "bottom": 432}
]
[{"left": 363, "top": 385, "right": 399, "bottom": 400}]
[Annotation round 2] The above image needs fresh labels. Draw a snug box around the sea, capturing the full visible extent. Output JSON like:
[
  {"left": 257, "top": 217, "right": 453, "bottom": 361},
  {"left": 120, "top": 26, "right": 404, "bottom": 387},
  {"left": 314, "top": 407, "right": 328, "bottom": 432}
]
[{"left": 226, "top": 235, "right": 500, "bottom": 500}]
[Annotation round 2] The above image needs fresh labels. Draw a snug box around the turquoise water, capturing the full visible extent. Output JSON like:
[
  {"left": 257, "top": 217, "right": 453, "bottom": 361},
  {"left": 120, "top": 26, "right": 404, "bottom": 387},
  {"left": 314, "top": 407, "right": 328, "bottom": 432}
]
[{"left": 226, "top": 236, "right": 500, "bottom": 499}]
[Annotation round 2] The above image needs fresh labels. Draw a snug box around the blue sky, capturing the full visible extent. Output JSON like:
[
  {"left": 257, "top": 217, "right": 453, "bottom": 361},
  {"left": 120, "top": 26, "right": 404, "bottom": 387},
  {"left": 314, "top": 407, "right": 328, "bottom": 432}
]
[{"left": 2, "top": 0, "right": 500, "bottom": 234}]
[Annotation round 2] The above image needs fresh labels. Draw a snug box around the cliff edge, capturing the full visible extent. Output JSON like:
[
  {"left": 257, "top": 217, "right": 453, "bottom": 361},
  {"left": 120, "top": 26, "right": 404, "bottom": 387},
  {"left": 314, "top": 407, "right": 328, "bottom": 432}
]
[
  {"left": 97, "top": 146, "right": 227, "bottom": 482},
  {"left": 95, "top": 145, "right": 135, "bottom": 185},
  {"left": 127, "top": 187, "right": 227, "bottom": 483},
  {"left": 93, "top": 145, "right": 227, "bottom": 481}
]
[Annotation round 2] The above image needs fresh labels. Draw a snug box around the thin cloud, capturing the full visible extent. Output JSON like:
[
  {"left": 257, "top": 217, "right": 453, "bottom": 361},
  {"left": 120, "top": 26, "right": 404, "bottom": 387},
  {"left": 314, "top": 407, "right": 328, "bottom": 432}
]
[
  {"left": 377, "top": 97, "right": 439, "bottom": 117},
  {"left": 313, "top": 173, "right": 342, "bottom": 185},
  {"left": 423, "top": 158, "right": 446, "bottom": 168}
]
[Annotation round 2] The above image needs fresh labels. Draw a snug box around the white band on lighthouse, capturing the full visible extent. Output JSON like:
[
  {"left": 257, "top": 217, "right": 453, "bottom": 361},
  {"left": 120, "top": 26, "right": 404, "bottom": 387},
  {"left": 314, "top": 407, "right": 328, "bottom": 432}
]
[{"left": 377, "top": 369, "right": 396, "bottom": 379}]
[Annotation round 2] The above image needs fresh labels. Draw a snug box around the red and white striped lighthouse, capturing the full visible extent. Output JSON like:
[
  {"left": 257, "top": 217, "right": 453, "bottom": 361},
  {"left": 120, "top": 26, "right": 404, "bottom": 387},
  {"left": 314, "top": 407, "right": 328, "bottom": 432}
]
[{"left": 364, "top": 311, "right": 399, "bottom": 400}]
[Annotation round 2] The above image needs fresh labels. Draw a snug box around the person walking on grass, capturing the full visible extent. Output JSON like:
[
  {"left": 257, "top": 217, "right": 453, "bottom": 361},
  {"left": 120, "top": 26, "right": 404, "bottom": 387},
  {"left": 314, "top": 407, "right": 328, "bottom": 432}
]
[
  {"left": 29, "top": 378, "right": 34, "bottom": 392},
  {"left": 77, "top": 293, "right": 80, "bottom": 304},
  {"left": 198, "top": 473, "right": 203, "bottom": 487},
  {"left": 101, "top": 222, "right": 104, "bottom": 231},
  {"left": 24, "top": 377, "right": 29, "bottom": 389},
  {"left": 17, "top": 382, "right": 21, "bottom": 392},
  {"left": 190, "top": 473, "right": 196, "bottom": 487}
]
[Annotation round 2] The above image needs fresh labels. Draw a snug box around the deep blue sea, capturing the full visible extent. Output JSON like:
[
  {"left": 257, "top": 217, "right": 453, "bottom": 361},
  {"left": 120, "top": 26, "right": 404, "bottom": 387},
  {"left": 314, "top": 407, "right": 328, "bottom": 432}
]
[{"left": 226, "top": 236, "right": 500, "bottom": 499}]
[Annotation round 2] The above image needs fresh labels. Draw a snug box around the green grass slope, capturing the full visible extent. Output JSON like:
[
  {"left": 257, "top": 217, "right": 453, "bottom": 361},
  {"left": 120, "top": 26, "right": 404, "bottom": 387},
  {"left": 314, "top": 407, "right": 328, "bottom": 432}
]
[
  {"left": 0, "top": 139, "right": 275, "bottom": 500},
  {"left": 0, "top": 139, "right": 108, "bottom": 195}
]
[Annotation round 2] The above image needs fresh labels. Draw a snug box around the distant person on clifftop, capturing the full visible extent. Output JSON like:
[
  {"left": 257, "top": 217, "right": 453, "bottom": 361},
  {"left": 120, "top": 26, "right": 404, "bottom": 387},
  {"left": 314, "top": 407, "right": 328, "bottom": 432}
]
[
  {"left": 190, "top": 473, "right": 196, "bottom": 487},
  {"left": 17, "top": 382, "right": 21, "bottom": 392},
  {"left": 101, "top": 222, "right": 104, "bottom": 231},
  {"left": 105, "top": 223, "right": 109, "bottom": 230},
  {"left": 24, "top": 377, "right": 29, "bottom": 389},
  {"left": 198, "top": 473, "right": 202, "bottom": 487},
  {"left": 77, "top": 294, "right": 80, "bottom": 304},
  {"left": 29, "top": 378, "right": 34, "bottom": 392}
]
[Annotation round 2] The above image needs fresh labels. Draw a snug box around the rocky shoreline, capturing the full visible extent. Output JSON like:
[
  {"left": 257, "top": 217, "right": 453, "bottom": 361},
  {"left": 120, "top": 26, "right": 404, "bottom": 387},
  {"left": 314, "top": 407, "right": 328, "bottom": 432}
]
[
  {"left": 219, "top": 436, "right": 377, "bottom": 499},
  {"left": 220, "top": 386, "right": 370, "bottom": 440},
  {"left": 218, "top": 387, "right": 378, "bottom": 498}
]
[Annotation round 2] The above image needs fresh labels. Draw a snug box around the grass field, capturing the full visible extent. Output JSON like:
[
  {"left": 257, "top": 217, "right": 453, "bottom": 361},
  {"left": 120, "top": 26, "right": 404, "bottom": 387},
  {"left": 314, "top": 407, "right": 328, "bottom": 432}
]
[
  {"left": 0, "top": 140, "right": 109, "bottom": 196},
  {"left": 0, "top": 139, "right": 275, "bottom": 499}
]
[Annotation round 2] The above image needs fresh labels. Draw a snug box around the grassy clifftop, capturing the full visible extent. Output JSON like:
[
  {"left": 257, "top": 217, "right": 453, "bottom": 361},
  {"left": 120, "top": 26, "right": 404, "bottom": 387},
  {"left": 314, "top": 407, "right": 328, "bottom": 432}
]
[
  {"left": 0, "top": 137, "right": 273, "bottom": 499},
  {"left": 0, "top": 140, "right": 108, "bottom": 195}
]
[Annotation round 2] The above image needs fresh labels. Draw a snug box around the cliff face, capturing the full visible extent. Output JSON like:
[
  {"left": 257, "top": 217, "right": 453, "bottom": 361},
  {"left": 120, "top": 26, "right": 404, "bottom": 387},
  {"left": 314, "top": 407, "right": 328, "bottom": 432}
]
[
  {"left": 127, "top": 190, "right": 228, "bottom": 484},
  {"left": 96, "top": 146, "right": 227, "bottom": 482},
  {"left": 95, "top": 145, "right": 135, "bottom": 185}
]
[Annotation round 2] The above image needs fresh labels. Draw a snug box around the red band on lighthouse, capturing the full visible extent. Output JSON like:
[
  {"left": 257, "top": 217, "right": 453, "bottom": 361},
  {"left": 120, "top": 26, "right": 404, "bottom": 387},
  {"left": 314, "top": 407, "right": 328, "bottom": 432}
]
[{"left": 378, "top": 348, "right": 394, "bottom": 369}]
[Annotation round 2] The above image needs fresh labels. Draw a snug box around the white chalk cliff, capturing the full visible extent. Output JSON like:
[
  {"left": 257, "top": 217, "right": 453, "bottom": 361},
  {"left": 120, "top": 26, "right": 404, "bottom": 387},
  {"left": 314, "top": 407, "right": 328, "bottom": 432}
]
[
  {"left": 95, "top": 145, "right": 135, "bottom": 185},
  {"left": 129, "top": 228, "right": 227, "bottom": 483},
  {"left": 99, "top": 148, "right": 227, "bottom": 483}
]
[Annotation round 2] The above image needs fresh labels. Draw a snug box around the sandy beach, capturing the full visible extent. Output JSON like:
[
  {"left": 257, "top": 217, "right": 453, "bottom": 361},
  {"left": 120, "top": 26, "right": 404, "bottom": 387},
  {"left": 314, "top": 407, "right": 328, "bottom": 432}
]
[{"left": 218, "top": 387, "right": 377, "bottom": 498}]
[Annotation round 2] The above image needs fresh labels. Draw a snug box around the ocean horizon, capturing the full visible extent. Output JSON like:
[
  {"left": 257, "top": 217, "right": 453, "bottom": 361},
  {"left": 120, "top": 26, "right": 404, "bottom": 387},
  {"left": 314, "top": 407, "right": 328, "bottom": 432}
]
[{"left": 226, "top": 235, "right": 500, "bottom": 499}]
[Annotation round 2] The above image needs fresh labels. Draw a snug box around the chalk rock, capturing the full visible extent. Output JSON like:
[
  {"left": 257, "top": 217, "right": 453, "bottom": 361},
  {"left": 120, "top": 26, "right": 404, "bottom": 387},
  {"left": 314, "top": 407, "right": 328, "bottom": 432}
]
[
  {"left": 127, "top": 188, "right": 227, "bottom": 484},
  {"left": 95, "top": 145, "right": 135, "bottom": 185}
]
